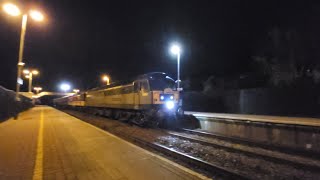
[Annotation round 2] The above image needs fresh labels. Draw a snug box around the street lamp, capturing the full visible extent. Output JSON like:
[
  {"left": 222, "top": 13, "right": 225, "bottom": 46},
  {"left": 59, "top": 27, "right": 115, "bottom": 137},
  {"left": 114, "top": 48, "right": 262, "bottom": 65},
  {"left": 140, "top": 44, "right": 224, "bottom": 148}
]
[
  {"left": 23, "top": 69, "right": 39, "bottom": 92},
  {"left": 170, "top": 43, "right": 182, "bottom": 91},
  {"left": 2, "top": 2, "right": 45, "bottom": 100},
  {"left": 33, "top": 87, "right": 42, "bottom": 94},
  {"left": 102, "top": 75, "right": 110, "bottom": 85},
  {"left": 3, "top": 3, "right": 20, "bottom": 16},
  {"left": 29, "top": 10, "right": 44, "bottom": 21}
]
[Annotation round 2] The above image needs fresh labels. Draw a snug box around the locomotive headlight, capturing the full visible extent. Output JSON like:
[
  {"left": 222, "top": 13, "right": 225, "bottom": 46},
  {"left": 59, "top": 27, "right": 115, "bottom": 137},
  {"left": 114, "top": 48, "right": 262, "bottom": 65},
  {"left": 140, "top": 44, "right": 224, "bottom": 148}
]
[
  {"left": 160, "top": 95, "right": 164, "bottom": 100},
  {"left": 165, "top": 101, "right": 174, "bottom": 110},
  {"left": 170, "top": 95, "right": 174, "bottom": 100}
]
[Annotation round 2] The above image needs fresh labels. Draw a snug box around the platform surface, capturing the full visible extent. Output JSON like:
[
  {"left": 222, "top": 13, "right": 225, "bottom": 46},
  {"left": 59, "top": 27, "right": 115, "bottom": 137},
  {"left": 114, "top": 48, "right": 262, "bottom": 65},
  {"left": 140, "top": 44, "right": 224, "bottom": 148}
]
[
  {"left": 185, "top": 111, "right": 320, "bottom": 127},
  {"left": 0, "top": 106, "right": 208, "bottom": 180}
]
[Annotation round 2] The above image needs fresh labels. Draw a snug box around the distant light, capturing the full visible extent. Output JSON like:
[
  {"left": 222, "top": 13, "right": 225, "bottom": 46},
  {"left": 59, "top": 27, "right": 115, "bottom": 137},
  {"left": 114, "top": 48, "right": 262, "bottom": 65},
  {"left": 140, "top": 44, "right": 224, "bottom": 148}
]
[
  {"left": 34, "top": 87, "right": 42, "bottom": 91},
  {"left": 160, "top": 95, "right": 164, "bottom": 100},
  {"left": 3, "top": 3, "right": 21, "bottom": 16},
  {"left": 73, "top": 89, "right": 80, "bottom": 93},
  {"left": 18, "top": 62, "right": 25, "bottom": 66},
  {"left": 102, "top": 75, "right": 110, "bottom": 85},
  {"left": 23, "top": 69, "right": 30, "bottom": 74},
  {"left": 33, "top": 87, "right": 42, "bottom": 94},
  {"left": 170, "top": 44, "right": 181, "bottom": 55},
  {"left": 29, "top": 10, "right": 44, "bottom": 21},
  {"left": 60, "top": 83, "right": 71, "bottom": 92},
  {"left": 102, "top": 75, "right": 109, "bottom": 82},
  {"left": 32, "top": 70, "right": 39, "bottom": 75},
  {"left": 25, "top": 75, "right": 30, "bottom": 79}
]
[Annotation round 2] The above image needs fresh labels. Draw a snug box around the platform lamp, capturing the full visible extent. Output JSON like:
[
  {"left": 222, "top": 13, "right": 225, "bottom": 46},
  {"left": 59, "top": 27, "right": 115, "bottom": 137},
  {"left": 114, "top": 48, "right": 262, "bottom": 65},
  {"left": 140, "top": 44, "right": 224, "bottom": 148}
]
[
  {"left": 170, "top": 43, "right": 182, "bottom": 91},
  {"left": 102, "top": 75, "right": 110, "bottom": 85},
  {"left": 23, "top": 69, "right": 39, "bottom": 93},
  {"left": 2, "top": 2, "right": 45, "bottom": 100}
]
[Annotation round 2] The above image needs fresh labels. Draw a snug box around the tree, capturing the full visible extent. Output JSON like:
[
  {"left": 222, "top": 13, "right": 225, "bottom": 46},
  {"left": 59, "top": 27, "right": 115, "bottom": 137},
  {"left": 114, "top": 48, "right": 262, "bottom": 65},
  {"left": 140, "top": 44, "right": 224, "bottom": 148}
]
[
  {"left": 252, "top": 27, "right": 317, "bottom": 87},
  {"left": 203, "top": 76, "right": 225, "bottom": 98}
]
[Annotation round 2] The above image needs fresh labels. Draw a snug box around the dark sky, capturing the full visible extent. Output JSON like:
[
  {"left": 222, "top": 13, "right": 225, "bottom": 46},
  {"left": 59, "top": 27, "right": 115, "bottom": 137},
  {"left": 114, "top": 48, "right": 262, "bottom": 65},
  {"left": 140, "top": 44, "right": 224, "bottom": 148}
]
[{"left": 0, "top": 0, "right": 319, "bottom": 91}]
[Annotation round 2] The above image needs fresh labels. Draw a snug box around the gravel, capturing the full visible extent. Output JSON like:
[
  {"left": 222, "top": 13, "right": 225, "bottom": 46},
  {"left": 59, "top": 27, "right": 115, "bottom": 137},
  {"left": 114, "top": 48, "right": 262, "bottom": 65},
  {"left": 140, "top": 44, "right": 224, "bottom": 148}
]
[{"left": 156, "top": 136, "right": 320, "bottom": 179}]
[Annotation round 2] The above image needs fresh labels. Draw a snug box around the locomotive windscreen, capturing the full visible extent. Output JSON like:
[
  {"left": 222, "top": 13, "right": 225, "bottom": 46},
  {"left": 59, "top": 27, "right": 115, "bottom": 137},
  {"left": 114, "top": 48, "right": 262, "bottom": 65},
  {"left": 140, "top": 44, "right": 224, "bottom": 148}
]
[{"left": 148, "top": 74, "right": 176, "bottom": 90}]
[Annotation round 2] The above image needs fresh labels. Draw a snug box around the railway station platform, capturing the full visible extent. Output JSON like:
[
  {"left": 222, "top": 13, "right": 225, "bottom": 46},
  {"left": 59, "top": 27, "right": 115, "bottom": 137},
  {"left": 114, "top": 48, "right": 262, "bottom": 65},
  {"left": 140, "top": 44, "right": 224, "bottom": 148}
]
[
  {"left": 185, "top": 111, "right": 320, "bottom": 154},
  {"left": 0, "top": 106, "right": 208, "bottom": 180},
  {"left": 185, "top": 111, "right": 320, "bottom": 127}
]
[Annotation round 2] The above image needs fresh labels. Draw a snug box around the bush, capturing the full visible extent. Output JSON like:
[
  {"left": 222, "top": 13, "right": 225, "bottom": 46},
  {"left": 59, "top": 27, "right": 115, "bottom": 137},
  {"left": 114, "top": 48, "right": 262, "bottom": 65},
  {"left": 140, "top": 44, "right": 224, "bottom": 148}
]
[{"left": 0, "top": 86, "right": 33, "bottom": 120}]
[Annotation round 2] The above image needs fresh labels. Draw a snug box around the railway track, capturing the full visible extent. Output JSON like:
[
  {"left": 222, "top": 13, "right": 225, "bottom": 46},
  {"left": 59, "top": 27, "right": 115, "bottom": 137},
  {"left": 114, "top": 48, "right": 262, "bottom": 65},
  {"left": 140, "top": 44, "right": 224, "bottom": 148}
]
[
  {"left": 129, "top": 135, "right": 249, "bottom": 179},
  {"left": 101, "top": 126, "right": 249, "bottom": 179},
  {"left": 167, "top": 129, "right": 320, "bottom": 171}
]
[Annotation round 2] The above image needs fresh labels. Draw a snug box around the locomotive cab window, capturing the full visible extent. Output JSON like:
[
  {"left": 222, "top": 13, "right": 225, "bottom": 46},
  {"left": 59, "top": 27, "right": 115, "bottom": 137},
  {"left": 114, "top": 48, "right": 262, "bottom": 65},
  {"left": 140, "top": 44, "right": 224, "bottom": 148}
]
[
  {"left": 140, "top": 80, "right": 150, "bottom": 93},
  {"left": 134, "top": 82, "right": 140, "bottom": 93},
  {"left": 149, "top": 74, "right": 176, "bottom": 91}
]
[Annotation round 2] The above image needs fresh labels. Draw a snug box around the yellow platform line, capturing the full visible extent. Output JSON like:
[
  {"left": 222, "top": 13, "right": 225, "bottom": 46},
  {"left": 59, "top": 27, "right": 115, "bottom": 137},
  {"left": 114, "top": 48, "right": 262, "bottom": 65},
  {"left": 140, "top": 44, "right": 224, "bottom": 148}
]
[{"left": 32, "top": 109, "right": 44, "bottom": 180}]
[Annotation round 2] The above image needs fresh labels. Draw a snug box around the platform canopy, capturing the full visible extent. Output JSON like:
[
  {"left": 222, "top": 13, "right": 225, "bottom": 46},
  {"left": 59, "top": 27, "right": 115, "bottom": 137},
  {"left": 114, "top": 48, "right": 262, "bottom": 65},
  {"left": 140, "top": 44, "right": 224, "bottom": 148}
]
[{"left": 19, "top": 92, "right": 74, "bottom": 99}]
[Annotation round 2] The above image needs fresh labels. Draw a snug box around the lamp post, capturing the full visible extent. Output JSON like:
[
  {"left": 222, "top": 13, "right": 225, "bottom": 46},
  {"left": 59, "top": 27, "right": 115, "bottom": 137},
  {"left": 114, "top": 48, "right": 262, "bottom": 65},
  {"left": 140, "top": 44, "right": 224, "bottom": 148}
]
[
  {"left": 23, "top": 69, "right": 39, "bottom": 92},
  {"left": 102, "top": 75, "right": 110, "bottom": 85},
  {"left": 170, "top": 44, "right": 182, "bottom": 91},
  {"left": 2, "top": 3, "right": 45, "bottom": 100}
]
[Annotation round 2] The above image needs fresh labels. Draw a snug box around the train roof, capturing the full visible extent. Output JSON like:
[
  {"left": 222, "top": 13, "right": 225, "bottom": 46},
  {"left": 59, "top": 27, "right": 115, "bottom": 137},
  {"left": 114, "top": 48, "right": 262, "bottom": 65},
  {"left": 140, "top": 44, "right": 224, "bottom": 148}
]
[
  {"left": 88, "top": 72, "right": 170, "bottom": 92},
  {"left": 88, "top": 80, "right": 133, "bottom": 92},
  {"left": 136, "top": 72, "right": 167, "bottom": 79}
]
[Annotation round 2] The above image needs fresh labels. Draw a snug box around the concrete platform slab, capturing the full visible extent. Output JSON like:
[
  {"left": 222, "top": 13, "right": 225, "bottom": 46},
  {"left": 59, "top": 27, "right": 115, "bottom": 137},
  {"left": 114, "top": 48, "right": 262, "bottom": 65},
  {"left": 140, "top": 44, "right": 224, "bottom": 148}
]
[
  {"left": 0, "top": 106, "right": 209, "bottom": 180},
  {"left": 185, "top": 111, "right": 320, "bottom": 127}
]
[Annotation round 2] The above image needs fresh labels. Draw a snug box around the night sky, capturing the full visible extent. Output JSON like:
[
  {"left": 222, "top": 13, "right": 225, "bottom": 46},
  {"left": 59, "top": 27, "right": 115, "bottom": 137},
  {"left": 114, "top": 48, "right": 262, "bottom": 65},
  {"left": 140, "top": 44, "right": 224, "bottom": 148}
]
[{"left": 0, "top": 0, "right": 319, "bottom": 91}]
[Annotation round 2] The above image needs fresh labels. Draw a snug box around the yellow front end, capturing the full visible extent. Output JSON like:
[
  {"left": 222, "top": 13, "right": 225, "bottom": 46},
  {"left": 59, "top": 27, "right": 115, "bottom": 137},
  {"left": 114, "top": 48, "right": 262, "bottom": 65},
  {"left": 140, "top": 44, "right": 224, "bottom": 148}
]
[{"left": 152, "top": 88, "right": 181, "bottom": 114}]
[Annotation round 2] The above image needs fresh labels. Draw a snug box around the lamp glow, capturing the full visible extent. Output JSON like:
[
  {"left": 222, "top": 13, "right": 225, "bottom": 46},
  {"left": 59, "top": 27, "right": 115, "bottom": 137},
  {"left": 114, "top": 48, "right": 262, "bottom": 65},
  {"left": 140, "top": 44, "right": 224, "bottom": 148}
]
[
  {"left": 60, "top": 83, "right": 71, "bottom": 92},
  {"left": 23, "top": 69, "right": 30, "bottom": 74},
  {"left": 33, "top": 87, "right": 42, "bottom": 94},
  {"left": 102, "top": 75, "right": 110, "bottom": 85},
  {"left": 3, "top": 3, "right": 21, "bottom": 16},
  {"left": 170, "top": 44, "right": 181, "bottom": 55},
  {"left": 18, "top": 62, "right": 25, "bottom": 66},
  {"left": 34, "top": 87, "right": 42, "bottom": 91},
  {"left": 29, "top": 10, "right": 44, "bottom": 21},
  {"left": 32, "top": 70, "right": 39, "bottom": 75}
]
